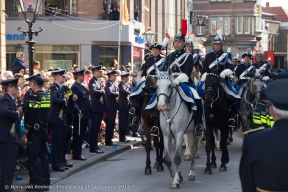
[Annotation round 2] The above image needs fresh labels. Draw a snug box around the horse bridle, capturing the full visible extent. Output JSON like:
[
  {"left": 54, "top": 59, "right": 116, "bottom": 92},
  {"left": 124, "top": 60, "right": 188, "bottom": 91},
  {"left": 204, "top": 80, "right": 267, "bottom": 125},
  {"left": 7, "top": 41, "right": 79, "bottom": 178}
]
[
  {"left": 205, "top": 73, "right": 222, "bottom": 108},
  {"left": 157, "top": 76, "right": 174, "bottom": 104}
]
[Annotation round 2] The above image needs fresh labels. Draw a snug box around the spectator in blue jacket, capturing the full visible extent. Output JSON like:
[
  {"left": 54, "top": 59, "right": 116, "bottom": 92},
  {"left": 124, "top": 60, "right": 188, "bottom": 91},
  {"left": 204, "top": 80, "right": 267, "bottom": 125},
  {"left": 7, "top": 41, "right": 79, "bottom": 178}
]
[{"left": 12, "top": 52, "right": 27, "bottom": 75}]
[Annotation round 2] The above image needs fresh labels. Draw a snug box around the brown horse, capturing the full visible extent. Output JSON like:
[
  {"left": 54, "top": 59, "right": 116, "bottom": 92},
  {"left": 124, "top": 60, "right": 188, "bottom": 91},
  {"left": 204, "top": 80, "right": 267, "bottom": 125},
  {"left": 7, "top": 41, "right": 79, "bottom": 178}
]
[{"left": 141, "top": 76, "right": 164, "bottom": 175}]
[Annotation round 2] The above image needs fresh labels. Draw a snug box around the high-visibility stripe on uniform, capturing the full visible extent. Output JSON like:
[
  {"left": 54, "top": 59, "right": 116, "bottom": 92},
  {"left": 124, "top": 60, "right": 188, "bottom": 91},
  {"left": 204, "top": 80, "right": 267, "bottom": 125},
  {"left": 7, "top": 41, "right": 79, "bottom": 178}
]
[{"left": 28, "top": 101, "right": 51, "bottom": 108}]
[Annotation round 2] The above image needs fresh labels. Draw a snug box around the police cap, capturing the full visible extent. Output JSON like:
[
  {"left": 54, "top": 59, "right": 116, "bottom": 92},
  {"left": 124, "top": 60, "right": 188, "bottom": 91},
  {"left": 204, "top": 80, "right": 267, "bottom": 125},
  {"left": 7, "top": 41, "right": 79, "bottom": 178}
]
[
  {"left": 31, "top": 76, "right": 44, "bottom": 86},
  {"left": 107, "top": 69, "right": 117, "bottom": 76},
  {"left": 265, "top": 78, "right": 288, "bottom": 110},
  {"left": 25, "top": 73, "right": 41, "bottom": 81},
  {"left": 72, "top": 69, "right": 85, "bottom": 76},
  {"left": 242, "top": 52, "right": 252, "bottom": 59},
  {"left": 91, "top": 65, "right": 102, "bottom": 71},
  {"left": 1, "top": 78, "right": 19, "bottom": 87},
  {"left": 149, "top": 42, "right": 162, "bottom": 50},
  {"left": 120, "top": 72, "right": 130, "bottom": 77},
  {"left": 52, "top": 69, "right": 67, "bottom": 76},
  {"left": 186, "top": 39, "right": 193, "bottom": 47}
]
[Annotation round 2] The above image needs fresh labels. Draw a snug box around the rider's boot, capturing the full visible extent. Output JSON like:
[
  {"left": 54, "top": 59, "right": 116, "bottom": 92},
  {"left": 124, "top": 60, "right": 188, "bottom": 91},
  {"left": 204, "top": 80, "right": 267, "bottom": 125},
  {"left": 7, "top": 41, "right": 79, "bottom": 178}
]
[
  {"left": 194, "top": 99, "right": 204, "bottom": 136},
  {"left": 132, "top": 107, "right": 141, "bottom": 126},
  {"left": 150, "top": 116, "right": 159, "bottom": 137},
  {"left": 229, "top": 102, "right": 239, "bottom": 129}
]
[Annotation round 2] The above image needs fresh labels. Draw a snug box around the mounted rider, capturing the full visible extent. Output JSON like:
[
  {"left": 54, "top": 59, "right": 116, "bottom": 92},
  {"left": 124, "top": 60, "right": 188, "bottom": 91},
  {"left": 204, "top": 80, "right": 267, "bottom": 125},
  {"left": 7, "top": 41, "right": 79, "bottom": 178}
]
[
  {"left": 204, "top": 28, "right": 237, "bottom": 128},
  {"left": 252, "top": 48, "right": 272, "bottom": 82},
  {"left": 129, "top": 42, "right": 166, "bottom": 133},
  {"left": 159, "top": 32, "right": 204, "bottom": 136}
]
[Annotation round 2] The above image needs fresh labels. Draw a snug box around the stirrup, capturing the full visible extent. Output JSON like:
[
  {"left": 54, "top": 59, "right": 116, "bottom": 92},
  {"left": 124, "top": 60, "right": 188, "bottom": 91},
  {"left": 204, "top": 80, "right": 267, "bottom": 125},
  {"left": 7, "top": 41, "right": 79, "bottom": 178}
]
[
  {"left": 132, "top": 116, "right": 141, "bottom": 126},
  {"left": 129, "top": 108, "right": 135, "bottom": 115},
  {"left": 228, "top": 118, "right": 235, "bottom": 128},
  {"left": 195, "top": 124, "right": 204, "bottom": 136},
  {"left": 151, "top": 126, "right": 159, "bottom": 137}
]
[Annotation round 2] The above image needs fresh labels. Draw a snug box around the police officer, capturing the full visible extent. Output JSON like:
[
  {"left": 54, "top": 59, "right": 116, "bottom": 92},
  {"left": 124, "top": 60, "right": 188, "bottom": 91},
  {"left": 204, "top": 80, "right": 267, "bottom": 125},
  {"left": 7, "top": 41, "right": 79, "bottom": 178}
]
[
  {"left": 49, "top": 69, "right": 69, "bottom": 172},
  {"left": 118, "top": 72, "right": 131, "bottom": 142},
  {"left": 253, "top": 52, "right": 272, "bottom": 80},
  {"left": 252, "top": 52, "right": 265, "bottom": 69},
  {"left": 164, "top": 33, "right": 203, "bottom": 135},
  {"left": 252, "top": 89, "right": 274, "bottom": 129},
  {"left": 71, "top": 69, "right": 92, "bottom": 160},
  {"left": 125, "top": 63, "right": 132, "bottom": 72},
  {"left": 240, "top": 78, "right": 288, "bottom": 191},
  {"left": 23, "top": 74, "right": 41, "bottom": 112},
  {"left": 0, "top": 78, "right": 22, "bottom": 192},
  {"left": 62, "top": 83, "right": 77, "bottom": 167},
  {"left": 20, "top": 76, "right": 50, "bottom": 191},
  {"left": 88, "top": 65, "right": 105, "bottom": 154},
  {"left": 132, "top": 43, "right": 165, "bottom": 135},
  {"left": 235, "top": 52, "right": 254, "bottom": 86},
  {"left": 104, "top": 70, "right": 118, "bottom": 146},
  {"left": 185, "top": 38, "right": 203, "bottom": 76}
]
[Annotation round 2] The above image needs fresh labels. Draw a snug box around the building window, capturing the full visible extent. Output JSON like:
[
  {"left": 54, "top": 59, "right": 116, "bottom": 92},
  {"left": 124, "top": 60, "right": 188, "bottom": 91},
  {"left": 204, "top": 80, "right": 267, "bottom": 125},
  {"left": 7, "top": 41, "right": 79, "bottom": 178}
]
[
  {"left": 99, "top": 46, "right": 118, "bottom": 68},
  {"left": 210, "top": 17, "right": 230, "bottom": 35},
  {"left": 237, "top": 17, "right": 252, "bottom": 34},
  {"left": 133, "top": 47, "right": 143, "bottom": 70},
  {"left": 134, "top": 0, "right": 142, "bottom": 22}
]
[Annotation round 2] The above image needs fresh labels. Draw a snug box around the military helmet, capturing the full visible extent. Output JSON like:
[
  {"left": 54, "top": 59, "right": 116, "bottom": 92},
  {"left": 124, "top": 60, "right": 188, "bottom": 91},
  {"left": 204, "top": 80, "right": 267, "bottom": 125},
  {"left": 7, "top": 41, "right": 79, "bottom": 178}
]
[
  {"left": 256, "top": 52, "right": 263, "bottom": 57},
  {"left": 242, "top": 52, "right": 252, "bottom": 59},
  {"left": 186, "top": 38, "right": 193, "bottom": 47},
  {"left": 232, "top": 57, "right": 237, "bottom": 61},
  {"left": 213, "top": 36, "right": 222, "bottom": 44},
  {"left": 174, "top": 33, "right": 186, "bottom": 42},
  {"left": 149, "top": 42, "right": 162, "bottom": 50}
]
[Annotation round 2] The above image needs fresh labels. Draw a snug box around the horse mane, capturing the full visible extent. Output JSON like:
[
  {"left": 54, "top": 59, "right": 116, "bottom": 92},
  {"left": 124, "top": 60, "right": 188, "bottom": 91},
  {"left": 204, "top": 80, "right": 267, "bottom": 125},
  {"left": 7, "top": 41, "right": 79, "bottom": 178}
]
[{"left": 247, "top": 79, "right": 254, "bottom": 95}]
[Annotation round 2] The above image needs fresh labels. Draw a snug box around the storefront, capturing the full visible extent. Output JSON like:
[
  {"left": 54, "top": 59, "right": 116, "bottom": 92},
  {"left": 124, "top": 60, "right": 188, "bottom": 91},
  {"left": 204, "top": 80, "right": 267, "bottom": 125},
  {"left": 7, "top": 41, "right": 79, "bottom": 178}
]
[{"left": 5, "top": 19, "right": 145, "bottom": 72}]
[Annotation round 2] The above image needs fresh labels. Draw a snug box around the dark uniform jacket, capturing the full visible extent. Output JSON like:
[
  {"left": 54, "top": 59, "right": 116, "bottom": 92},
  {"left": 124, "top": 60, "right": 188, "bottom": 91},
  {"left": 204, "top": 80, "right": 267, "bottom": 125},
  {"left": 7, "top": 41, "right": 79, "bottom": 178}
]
[
  {"left": 239, "top": 119, "right": 288, "bottom": 191},
  {"left": 190, "top": 51, "right": 203, "bottom": 72},
  {"left": 118, "top": 81, "right": 130, "bottom": 111},
  {"left": 88, "top": 76, "right": 106, "bottom": 113},
  {"left": 23, "top": 88, "right": 33, "bottom": 114},
  {"left": 105, "top": 80, "right": 118, "bottom": 111},
  {"left": 252, "top": 101, "right": 273, "bottom": 129},
  {"left": 235, "top": 62, "right": 253, "bottom": 85},
  {"left": 252, "top": 61, "right": 265, "bottom": 69},
  {"left": 165, "top": 49, "right": 194, "bottom": 78},
  {"left": 12, "top": 58, "right": 26, "bottom": 75},
  {"left": 24, "top": 91, "right": 50, "bottom": 128},
  {"left": 49, "top": 83, "right": 67, "bottom": 126},
  {"left": 0, "top": 93, "right": 20, "bottom": 143},
  {"left": 204, "top": 50, "right": 234, "bottom": 74},
  {"left": 71, "top": 81, "right": 92, "bottom": 120},
  {"left": 141, "top": 55, "right": 166, "bottom": 77}
]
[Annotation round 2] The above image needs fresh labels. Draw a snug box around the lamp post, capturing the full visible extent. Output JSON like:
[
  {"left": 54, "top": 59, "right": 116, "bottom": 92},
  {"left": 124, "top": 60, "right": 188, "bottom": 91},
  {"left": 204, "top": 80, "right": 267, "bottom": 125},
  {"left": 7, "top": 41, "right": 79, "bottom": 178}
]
[
  {"left": 142, "top": 27, "right": 156, "bottom": 55},
  {"left": 17, "top": 0, "right": 43, "bottom": 76}
]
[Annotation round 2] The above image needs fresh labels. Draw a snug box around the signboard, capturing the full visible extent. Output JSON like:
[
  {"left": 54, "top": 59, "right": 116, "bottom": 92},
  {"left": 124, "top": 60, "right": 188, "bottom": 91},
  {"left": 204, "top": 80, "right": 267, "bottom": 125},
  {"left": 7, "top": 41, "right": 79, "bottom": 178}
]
[
  {"left": 6, "top": 34, "right": 25, "bottom": 41},
  {"left": 190, "top": 11, "right": 194, "bottom": 25}
]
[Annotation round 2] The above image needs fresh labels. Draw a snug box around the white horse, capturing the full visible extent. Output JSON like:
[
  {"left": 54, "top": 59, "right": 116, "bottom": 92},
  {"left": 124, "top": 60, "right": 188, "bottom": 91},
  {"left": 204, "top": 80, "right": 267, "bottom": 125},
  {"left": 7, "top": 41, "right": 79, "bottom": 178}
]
[{"left": 156, "top": 71, "right": 198, "bottom": 189}]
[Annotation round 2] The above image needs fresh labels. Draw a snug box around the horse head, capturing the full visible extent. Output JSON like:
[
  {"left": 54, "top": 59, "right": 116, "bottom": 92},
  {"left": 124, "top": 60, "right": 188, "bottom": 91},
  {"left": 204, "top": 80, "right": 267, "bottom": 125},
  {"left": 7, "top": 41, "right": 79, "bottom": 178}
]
[
  {"left": 142, "top": 76, "right": 157, "bottom": 96},
  {"left": 156, "top": 71, "right": 173, "bottom": 111},
  {"left": 247, "top": 77, "right": 265, "bottom": 104},
  {"left": 204, "top": 73, "right": 221, "bottom": 108}
]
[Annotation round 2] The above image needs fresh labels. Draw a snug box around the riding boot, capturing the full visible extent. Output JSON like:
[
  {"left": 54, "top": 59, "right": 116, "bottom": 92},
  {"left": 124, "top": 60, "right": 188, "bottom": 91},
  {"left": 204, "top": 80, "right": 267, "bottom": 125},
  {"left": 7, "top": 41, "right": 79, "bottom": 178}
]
[
  {"left": 132, "top": 107, "right": 141, "bottom": 126},
  {"left": 150, "top": 116, "right": 159, "bottom": 137},
  {"left": 194, "top": 99, "right": 204, "bottom": 136},
  {"left": 229, "top": 102, "right": 239, "bottom": 129}
]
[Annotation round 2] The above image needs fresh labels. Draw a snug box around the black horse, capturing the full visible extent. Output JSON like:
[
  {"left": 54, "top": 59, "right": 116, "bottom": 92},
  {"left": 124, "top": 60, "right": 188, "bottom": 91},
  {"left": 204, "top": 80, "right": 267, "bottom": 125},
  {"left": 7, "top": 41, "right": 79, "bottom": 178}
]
[
  {"left": 204, "top": 72, "right": 230, "bottom": 174},
  {"left": 141, "top": 76, "right": 164, "bottom": 175}
]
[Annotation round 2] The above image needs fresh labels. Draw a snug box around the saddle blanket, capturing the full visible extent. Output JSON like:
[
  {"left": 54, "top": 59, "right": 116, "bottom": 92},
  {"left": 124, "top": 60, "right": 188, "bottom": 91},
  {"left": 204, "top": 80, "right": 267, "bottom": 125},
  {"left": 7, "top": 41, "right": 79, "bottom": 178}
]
[
  {"left": 129, "top": 80, "right": 145, "bottom": 98},
  {"left": 145, "top": 83, "right": 197, "bottom": 112},
  {"left": 200, "top": 80, "right": 244, "bottom": 99},
  {"left": 187, "top": 83, "right": 205, "bottom": 99}
]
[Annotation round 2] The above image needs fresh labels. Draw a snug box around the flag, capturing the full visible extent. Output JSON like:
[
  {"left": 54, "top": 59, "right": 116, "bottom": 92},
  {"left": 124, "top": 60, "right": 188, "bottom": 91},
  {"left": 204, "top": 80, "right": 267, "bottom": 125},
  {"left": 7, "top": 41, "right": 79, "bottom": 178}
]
[{"left": 121, "top": 0, "right": 130, "bottom": 25}]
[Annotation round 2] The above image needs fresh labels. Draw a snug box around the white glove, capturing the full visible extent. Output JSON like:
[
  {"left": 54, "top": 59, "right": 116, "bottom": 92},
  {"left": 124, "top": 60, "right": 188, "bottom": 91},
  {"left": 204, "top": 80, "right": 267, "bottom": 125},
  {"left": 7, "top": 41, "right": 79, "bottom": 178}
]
[
  {"left": 262, "top": 76, "right": 270, "bottom": 81},
  {"left": 260, "top": 65, "right": 267, "bottom": 72},
  {"left": 141, "top": 76, "right": 145, "bottom": 81},
  {"left": 229, "top": 75, "right": 234, "bottom": 79},
  {"left": 173, "top": 78, "right": 180, "bottom": 85},
  {"left": 220, "top": 69, "right": 233, "bottom": 79}
]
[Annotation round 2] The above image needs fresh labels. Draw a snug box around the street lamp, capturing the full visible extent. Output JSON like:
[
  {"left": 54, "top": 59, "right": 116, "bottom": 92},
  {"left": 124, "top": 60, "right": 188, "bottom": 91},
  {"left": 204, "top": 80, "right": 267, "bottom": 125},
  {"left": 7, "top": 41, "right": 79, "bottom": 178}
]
[
  {"left": 17, "top": 0, "right": 43, "bottom": 76},
  {"left": 142, "top": 27, "right": 156, "bottom": 54}
]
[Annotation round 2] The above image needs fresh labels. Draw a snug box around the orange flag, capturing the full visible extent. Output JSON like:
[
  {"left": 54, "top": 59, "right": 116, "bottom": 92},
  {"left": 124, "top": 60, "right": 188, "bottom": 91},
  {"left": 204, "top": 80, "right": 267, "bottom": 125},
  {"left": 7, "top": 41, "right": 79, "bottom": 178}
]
[{"left": 121, "top": 0, "right": 129, "bottom": 25}]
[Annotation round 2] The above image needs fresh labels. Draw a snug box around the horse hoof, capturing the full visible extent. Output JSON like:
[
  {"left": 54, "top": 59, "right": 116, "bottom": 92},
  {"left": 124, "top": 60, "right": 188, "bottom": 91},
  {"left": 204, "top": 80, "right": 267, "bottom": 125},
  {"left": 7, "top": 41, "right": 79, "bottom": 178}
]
[
  {"left": 141, "top": 143, "right": 146, "bottom": 146},
  {"left": 225, "top": 157, "right": 230, "bottom": 164},
  {"left": 183, "top": 155, "right": 192, "bottom": 161},
  {"left": 145, "top": 168, "right": 152, "bottom": 175},
  {"left": 202, "top": 137, "right": 206, "bottom": 141},
  {"left": 195, "top": 154, "right": 200, "bottom": 158},
  {"left": 227, "top": 141, "right": 230, "bottom": 145},
  {"left": 170, "top": 183, "right": 180, "bottom": 189},
  {"left": 229, "top": 138, "right": 233, "bottom": 142},
  {"left": 219, "top": 166, "right": 227, "bottom": 171},
  {"left": 188, "top": 175, "right": 195, "bottom": 181},
  {"left": 157, "top": 165, "right": 164, "bottom": 172},
  {"left": 204, "top": 169, "right": 212, "bottom": 175},
  {"left": 216, "top": 147, "right": 221, "bottom": 151},
  {"left": 210, "top": 162, "right": 217, "bottom": 168}
]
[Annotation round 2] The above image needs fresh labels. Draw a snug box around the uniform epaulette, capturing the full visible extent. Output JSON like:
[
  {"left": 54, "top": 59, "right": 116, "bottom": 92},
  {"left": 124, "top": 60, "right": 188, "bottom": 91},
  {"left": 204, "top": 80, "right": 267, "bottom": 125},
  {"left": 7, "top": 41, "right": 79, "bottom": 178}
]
[{"left": 243, "top": 127, "right": 265, "bottom": 136}]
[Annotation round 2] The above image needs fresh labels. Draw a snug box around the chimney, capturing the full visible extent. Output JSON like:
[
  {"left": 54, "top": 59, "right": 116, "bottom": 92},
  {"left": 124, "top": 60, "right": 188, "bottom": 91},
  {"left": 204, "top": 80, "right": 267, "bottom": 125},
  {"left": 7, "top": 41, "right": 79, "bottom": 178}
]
[{"left": 266, "top": 2, "right": 270, "bottom": 7}]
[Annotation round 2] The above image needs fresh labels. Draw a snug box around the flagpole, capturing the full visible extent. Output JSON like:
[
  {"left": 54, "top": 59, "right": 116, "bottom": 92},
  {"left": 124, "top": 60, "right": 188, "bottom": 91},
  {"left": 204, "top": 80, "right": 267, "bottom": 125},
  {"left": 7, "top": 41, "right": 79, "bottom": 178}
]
[{"left": 117, "top": 0, "right": 121, "bottom": 66}]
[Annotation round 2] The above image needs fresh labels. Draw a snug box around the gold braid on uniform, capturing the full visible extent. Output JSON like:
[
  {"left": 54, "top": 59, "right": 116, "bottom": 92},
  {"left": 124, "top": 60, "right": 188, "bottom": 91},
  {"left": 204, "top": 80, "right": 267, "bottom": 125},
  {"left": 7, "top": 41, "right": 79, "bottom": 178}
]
[{"left": 243, "top": 127, "right": 265, "bottom": 136}]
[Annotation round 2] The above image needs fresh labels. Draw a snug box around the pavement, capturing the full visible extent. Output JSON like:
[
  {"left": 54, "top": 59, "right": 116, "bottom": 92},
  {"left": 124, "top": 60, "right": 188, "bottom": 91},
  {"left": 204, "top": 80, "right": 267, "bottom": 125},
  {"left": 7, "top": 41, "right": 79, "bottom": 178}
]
[{"left": 12, "top": 135, "right": 143, "bottom": 191}]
